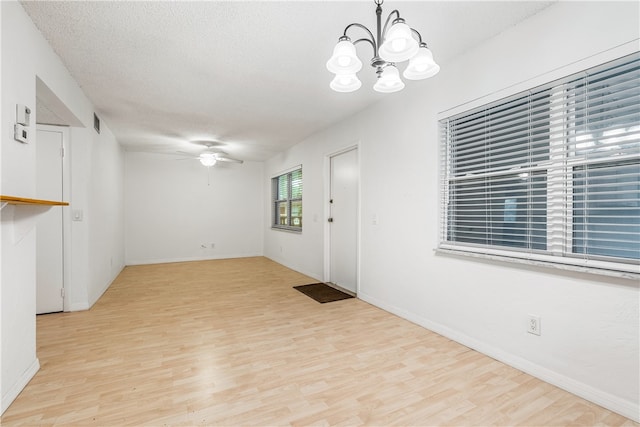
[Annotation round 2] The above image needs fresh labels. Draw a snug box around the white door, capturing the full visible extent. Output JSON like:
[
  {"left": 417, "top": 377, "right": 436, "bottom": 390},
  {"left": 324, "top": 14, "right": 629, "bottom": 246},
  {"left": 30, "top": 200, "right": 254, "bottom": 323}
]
[
  {"left": 36, "top": 127, "right": 64, "bottom": 314},
  {"left": 329, "top": 148, "right": 358, "bottom": 293}
]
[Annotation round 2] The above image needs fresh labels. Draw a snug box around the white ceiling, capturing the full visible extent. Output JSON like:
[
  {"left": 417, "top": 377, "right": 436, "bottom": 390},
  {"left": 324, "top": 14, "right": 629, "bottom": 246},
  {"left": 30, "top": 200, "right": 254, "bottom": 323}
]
[{"left": 22, "top": 1, "right": 554, "bottom": 161}]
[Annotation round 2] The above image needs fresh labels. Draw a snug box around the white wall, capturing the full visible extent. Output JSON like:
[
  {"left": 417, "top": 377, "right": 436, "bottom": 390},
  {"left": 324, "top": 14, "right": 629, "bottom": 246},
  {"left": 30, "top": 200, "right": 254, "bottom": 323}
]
[
  {"left": 264, "top": 1, "right": 639, "bottom": 421},
  {"left": 264, "top": 120, "right": 360, "bottom": 279},
  {"left": 124, "top": 152, "right": 263, "bottom": 265},
  {"left": 70, "top": 125, "right": 125, "bottom": 309},
  {"left": 1, "top": 1, "right": 125, "bottom": 413}
]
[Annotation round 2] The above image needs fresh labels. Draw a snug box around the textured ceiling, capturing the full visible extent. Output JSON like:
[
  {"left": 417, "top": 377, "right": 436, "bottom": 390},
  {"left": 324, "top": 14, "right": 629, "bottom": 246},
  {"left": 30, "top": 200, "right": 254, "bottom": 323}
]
[{"left": 22, "top": 1, "right": 554, "bottom": 161}]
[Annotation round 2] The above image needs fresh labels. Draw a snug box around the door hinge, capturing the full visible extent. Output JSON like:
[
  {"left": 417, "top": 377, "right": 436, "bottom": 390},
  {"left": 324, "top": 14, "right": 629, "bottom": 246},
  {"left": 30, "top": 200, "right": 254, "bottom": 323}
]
[
  {"left": 61, "top": 288, "right": 65, "bottom": 298},
  {"left": 60, "top": 146, "right": 65, "bottom": 158}
]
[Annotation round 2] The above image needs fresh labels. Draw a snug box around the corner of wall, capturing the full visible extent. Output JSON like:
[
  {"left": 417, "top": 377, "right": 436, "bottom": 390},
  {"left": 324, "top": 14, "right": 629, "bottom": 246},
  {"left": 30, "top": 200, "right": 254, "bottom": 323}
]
[{"left": 1, "top": 358, "right": 39, "bottom": 416}]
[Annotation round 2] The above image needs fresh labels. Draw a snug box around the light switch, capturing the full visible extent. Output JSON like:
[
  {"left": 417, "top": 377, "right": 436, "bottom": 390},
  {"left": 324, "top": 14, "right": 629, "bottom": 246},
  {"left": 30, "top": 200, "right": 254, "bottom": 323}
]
[
  {"left": 16, "top": 104, "right": 31, "bottom": 126},
  {"left": 72, "top": 210, "right": 83, "bottom": 221}
]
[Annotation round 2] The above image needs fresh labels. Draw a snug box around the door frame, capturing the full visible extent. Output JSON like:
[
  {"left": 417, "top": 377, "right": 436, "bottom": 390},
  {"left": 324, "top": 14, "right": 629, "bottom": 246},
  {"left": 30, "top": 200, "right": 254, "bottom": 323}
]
[
  {"left": 323, "top": 142, "right": 361, "bottom": 294},
  {"left": 36, "top": 124, "right": 72, "bottom": 312}
]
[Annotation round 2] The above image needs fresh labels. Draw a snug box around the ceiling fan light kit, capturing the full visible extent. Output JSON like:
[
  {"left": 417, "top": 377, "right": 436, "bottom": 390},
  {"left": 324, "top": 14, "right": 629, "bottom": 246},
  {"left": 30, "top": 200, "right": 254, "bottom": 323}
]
[
  {"left": 199, "top": 153, "right": 217, "bottom": 167},
  {"left": 326, "top": 0, "right": 440, "bottom": 93}
]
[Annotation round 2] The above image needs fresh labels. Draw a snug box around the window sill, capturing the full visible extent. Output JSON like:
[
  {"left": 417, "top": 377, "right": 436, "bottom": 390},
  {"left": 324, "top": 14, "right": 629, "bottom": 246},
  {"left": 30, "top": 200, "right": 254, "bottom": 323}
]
[
  {"left": 271, "top": 226, "right": 302, "bottom": 234},
  {"left": 435, "top": 246, "right": 640, "bottom": 281}
]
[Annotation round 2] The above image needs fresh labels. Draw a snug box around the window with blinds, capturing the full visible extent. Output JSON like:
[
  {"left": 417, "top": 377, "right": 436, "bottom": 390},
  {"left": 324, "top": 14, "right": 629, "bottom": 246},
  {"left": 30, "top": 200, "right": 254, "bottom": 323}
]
[
  {"left": 272, "top": 167, "right": 302, "bottom": 231},
  {"left": 439, "top": 52, "right": 640, "bottom": 276}
]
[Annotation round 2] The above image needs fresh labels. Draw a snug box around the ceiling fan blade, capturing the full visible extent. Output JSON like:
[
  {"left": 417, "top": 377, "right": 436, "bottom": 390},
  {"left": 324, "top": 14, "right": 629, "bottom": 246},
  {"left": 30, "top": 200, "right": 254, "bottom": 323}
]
[{"left": 216, "top": 156, "right": 243, "bottom": 164}]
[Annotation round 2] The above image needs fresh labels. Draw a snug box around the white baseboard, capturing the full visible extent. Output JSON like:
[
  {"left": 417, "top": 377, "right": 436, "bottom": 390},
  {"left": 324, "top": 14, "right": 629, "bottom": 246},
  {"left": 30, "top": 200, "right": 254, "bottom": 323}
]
[
  {"left": 65, "top": 264, "right": 126, "bottom": 312},
  {"left": 67, "top": 302, "right": 90, "bottom": 312},
  {"left": 125, "top": 253, "right": 263, "bottom": 266},
  {"left": 358, "top": 291, "right": 640, "bottom": 423},
  {"left": 1, "top": 358, "right": 40, "bottom": 415},
  {"left": 263, "top": 255, "right": 322, "bottom": 282},
  {"left": 86, "top": 265, "right": 123, "bottom": 309}
]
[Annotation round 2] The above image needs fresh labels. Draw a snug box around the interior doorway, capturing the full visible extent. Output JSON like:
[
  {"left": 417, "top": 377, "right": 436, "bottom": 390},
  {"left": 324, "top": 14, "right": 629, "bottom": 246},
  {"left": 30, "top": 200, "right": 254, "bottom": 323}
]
[
  {"left": 327, "top": 147, "right": 359, "bottom": 294},
  {"left": 34, "top": 76, "right": 83, "bottom": 314},
  {"left": 35, "top": 126, "right": 67, "bottom": 314}
]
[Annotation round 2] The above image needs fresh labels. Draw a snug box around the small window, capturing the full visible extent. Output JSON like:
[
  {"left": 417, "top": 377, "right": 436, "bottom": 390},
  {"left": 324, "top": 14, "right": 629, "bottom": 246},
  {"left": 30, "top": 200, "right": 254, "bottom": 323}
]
[{"left": 272, "top": 167, "right": 302, "bottom": 231}]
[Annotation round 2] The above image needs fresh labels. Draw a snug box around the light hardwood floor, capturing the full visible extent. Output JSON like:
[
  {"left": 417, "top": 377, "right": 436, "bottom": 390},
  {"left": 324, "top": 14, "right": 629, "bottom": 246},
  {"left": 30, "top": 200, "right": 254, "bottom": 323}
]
[{"left": 2, "top": 257, "right": 636, "bottom": 426}]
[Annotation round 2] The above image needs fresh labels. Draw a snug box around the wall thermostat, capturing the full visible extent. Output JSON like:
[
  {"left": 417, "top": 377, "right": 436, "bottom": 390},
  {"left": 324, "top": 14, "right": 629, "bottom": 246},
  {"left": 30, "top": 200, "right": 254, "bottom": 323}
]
[
  {"left": 14, "top": 124, "right": 29, "bottom": 144},
  {"left": 16, "top": 104, "right": 31, "bottom": 126}
]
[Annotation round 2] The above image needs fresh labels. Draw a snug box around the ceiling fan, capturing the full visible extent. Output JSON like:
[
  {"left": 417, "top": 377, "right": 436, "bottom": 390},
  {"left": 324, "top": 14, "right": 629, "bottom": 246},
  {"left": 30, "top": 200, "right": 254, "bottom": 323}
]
[{"left": 177, "top": 141, "right": 244, "bottom": 167}]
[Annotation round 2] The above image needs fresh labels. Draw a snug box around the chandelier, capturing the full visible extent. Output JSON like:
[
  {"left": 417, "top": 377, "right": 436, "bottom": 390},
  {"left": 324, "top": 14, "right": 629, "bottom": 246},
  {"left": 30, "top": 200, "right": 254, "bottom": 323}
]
[{"left": 326, "top": 0, "right": 440, "bottom": 93}]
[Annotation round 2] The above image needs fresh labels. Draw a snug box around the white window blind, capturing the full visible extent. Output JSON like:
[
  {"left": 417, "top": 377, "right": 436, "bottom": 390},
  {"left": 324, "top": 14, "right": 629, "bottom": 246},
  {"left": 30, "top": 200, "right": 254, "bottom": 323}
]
[
  {"left": 439, "top": 52, "right": 640, "bottom": 276},
  {"left": 272, "top": 167, "right": 302, "bottom": 231}
]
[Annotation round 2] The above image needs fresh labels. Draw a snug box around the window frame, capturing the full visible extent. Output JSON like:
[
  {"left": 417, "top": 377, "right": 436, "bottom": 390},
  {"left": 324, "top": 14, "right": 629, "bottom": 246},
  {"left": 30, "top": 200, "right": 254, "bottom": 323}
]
[
  {"left": 271, "top": 167, "right": 303, "bottom": 232},
  {"left": 438, "top": 52, "right": 640, "bottom": 279}
]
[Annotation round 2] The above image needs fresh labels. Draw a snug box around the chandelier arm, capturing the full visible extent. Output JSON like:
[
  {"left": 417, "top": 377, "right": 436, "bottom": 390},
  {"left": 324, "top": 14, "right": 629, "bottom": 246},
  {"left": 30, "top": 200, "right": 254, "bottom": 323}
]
[
  {"left": 343, "top": 23, "right": 377, "bottom": 50},
  {"left": 353, "top": 37, "right": 376, "bottom": 56},
  {"left": 410, "top": 28, "right": 424, "bottom": 44},
  {"left": 381, "top": 10, "right": 401, "bottom": 40}
]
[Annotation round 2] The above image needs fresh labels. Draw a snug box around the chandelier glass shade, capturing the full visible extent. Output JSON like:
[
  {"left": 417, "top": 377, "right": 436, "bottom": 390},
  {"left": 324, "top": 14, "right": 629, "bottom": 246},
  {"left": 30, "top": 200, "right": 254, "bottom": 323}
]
[
  {"left": 403, "top": 45, "right": 440, "bottom": 80},
  {"left": 326, "top": 40, "right": 363, "bottom": 74},
  {"left": 378, "top": 20, "right": 419, "bottom": 63},
  {"left": 330, "top": 73, "right": 362, "bottom": 92},
  {"left": 327, "top": 0, "right": 439, "bottom": 93},
  {"left": 373, "top": 64, "right": 404, "bottom": 93}
]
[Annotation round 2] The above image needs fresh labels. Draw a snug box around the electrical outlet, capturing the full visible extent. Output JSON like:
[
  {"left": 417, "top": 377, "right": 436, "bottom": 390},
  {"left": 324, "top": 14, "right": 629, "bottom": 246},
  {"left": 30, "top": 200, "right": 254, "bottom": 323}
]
[{"left": 527, "top": 315, "right": 541, "bottom": 336}]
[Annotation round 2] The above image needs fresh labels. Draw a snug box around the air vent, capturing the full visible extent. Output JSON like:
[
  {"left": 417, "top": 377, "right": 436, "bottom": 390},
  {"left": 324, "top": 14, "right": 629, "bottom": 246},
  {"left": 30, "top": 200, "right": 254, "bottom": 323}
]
[{"left": 93, "top": 113, "right": 100, "bottom": 134}]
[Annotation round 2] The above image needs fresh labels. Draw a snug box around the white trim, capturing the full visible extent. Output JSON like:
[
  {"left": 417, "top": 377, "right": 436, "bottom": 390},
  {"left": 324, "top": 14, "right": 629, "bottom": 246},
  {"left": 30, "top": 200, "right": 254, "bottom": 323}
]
[
  {"left": 36, "top": 125, "right": 72, "bottom": 312},
  {"left": 438, "top": 41, "right": 639, "bottom": 121},
  {"left": 358, "top": 292, "right": 640, "bottom": 423},
  {"left": 269, "top": 226, "right": 302, "bottom": 234},
  {"left": 87, "top": 265, "right": 124, "bottom": 308},
  {"left": 1, "top": 358, "right": 40, "bottom": 415},
  {"left": 270, "top": 164, "right": 302, "bottom": 179},
  {"left": 264, "top": 255, "right": 322, "bottom": 283},
  {"left": 68, "top": 302, "right": 90, "bottom": 312},
  {"left": 436, "top": 246, "right": 640, "bottom": 280},
  {"left": 323, "top": 143, "right": 360, "bottom": 294},
  {"left": 125, "top": 253, "right": 264, "bottom": 266}
]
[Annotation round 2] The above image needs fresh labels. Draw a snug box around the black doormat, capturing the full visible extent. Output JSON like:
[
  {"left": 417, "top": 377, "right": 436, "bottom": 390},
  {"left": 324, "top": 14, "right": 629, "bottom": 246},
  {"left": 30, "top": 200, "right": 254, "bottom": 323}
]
[{"left": 293, "top": 283, "right": 355, "bottom": 304}]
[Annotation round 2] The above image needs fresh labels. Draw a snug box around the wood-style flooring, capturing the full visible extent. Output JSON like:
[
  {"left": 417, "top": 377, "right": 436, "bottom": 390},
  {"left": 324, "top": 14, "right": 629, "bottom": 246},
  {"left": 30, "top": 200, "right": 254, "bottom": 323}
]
[{"left": 1, "top": 257, "right": 636, "bottom": 426}]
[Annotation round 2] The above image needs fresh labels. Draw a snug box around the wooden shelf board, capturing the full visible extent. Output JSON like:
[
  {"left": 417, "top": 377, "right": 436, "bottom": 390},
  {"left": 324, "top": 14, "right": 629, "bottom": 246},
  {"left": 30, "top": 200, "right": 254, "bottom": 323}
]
[{"left": 0, "top": 195, "right": 69, "bottom": 206}]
